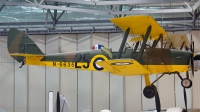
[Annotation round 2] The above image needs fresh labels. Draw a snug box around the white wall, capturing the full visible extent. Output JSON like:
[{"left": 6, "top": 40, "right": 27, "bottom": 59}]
[
  {"left": 109, "top": 33, "right": 125, "bottom": 112},
  {"left": 77, "top": 34, "right": 92, "bottom": 112},
  {"left": 0, "top": 31, "right": 199, "bottom": 112},
  {"left": 60, "top": 34, "right": 78, "bottom": 112},
  {"left": 28, "top": 35, "right": 46, "bottom": 112},
  {"left": 0, "top": 36, "right": 14, "bottom": 112},
  {"left": 45, "top": 35, "right": 60, "bottom": 112},
  {"left": 92, "top": 33, "right": 110, "bottom": 112},
  {"left": 191, "top": 31, "right": 200, "bottom": 109}
]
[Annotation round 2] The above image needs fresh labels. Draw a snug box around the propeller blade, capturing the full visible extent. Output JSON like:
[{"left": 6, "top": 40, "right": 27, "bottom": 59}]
[
  {"left": 183, "top": 88, "right": 187, "bottom": 112},
  {"left": 155, "top": 92, "right": 161, "bottom": 112},
  {"left": 192, "top": 41, "right": 194, "bottom": 53},
  {"left": 190, "top": 53, "right": 194, "bottom": 77},
  {"left": 190, "top": 35, "right": 195, "bottom": 77},
  {"left": 57, "top": 92, "right": 60, "bottom": 112},
  {"left": 190, "top": 43, "right": 193, "bottom": 53},
  {"left": 190, "top": 34, "right": 194, "bottom": 53}
]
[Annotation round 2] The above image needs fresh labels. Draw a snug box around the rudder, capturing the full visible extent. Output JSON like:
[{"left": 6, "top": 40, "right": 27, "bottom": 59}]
[{"left": 7, "top": 28, "right": 44, "bottom": 62}]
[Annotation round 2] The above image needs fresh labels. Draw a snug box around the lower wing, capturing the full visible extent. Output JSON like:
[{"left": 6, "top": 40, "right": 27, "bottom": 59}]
[{"left": 96, "top": 59, "right": 151, "bottom": 76}]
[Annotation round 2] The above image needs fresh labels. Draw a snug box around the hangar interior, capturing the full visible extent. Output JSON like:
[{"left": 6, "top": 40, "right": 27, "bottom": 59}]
[{"left": 0, "top": 0, "right": 200, "bottom": 112}]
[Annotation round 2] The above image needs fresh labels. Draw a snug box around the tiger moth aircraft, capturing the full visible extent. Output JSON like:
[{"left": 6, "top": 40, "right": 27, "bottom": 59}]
[{"left": 7, "top": 15, "right": 200, "bottom": 112}]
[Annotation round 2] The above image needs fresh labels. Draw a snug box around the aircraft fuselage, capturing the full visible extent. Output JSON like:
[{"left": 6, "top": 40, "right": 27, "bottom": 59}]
[{"left": 25, "top": 48, "right": 190, "bottom": 76}]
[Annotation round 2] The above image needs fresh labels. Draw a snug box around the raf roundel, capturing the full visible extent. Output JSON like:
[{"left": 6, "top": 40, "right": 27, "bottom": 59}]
[{"left": 93, "top": 57, "right": 105, "bottom": 70}]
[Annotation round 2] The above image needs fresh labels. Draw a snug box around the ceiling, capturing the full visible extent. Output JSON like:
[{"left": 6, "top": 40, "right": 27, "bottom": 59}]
[{"left": 0, "top": 0, "right": 200, "bottom": 34}]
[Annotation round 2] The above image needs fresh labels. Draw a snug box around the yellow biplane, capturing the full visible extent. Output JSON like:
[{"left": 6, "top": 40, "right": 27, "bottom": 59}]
[{"left": 7, "top": 15, "right": 198, "bottom": 112}]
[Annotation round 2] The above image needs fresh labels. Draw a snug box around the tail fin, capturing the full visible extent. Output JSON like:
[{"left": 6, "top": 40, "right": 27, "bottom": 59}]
[{"left": 7, "top": 28, "right": 44, "bottom": 62}]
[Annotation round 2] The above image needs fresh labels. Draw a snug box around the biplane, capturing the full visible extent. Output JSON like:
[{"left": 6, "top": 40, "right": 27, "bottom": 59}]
[{"left": 7, "top": 15, "right": 199, "bottom": 112}]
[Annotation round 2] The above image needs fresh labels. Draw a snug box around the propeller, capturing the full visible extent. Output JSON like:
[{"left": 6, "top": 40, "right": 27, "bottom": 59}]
[
  {"left": 190, "top": 35, "right": 195, "bottom": 77},
  {"left": 155, "top": 91, "right": 161, "bottom": 112},
  {"left": 183, "top": 87, "right": 188, "bottom": 112}
]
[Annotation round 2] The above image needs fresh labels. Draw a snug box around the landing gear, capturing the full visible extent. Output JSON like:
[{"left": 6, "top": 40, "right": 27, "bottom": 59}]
[
  {"left": 143, "top": 75, "right": 161, "bottom": 112},
  {"left": 177, "top": 72, "right": 193, "bottom": 89},
  {"left": 181, "top": 78, "right": 192, "bottom": 88},
  {"left": 143, "top": 85, "right": 157, "bottom": 99}
]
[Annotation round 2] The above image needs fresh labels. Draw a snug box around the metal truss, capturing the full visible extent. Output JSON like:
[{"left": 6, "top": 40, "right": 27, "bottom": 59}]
[
  {"left": 0, "top": 17, "right": 194, "bottom": 26},
  {"left": 0, "top": 28, "right": 123, "bottom": 35},
  {"left": 0, "top": 0, "right": 200, "bottom": 35},
  {"left": 46, "top": 0, "right": 190, "bottom": 5},
  {"left": 0, "top": 17, "right": 198, "bottom": 35},
  {"left": 0, "top": 25, "right": 200, "bottom": 36},
  {"left": 1, "top": 0, "right": 200, "bottom": 15}
]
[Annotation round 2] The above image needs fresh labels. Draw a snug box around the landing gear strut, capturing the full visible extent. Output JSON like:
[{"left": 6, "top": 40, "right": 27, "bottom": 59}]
[
  {"left": 143, "top": 75, "right": 161, "bottom": 112},
  {"left": 176, "top": 71, "right": 192, "bottom": 112}
]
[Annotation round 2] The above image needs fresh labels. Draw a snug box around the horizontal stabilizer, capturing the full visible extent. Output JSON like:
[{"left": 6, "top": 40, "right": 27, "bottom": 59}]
[
  {"left": 96, "top": 59, "right": 151, "bottom": 76},
  {"left": 10, "top": 53, "right": 44, "bottom": 57}
]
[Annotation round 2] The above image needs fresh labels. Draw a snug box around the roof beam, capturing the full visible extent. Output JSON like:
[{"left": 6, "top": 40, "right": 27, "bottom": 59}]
[
  {"left": 39, "top": 0, "right": 44, "bottom": 5},
  {"left": 53, "top": 2, "right": 58, "bottom": 27},
  {"left": 56, "top": 11, "right": 65, "bottom": 23},
  {"left": 54, "top": 2, "right": 58, "bottom": 20},
  {"left": 46, "top": 0, "right": 189, "bottom": 5},
  {"left": 34, "top": 0, "right": 38, "bottom": 4},
  {"left": 47, "top": 9, "right": 54, "bottom": 20},
  {"left": 111, "top": 5, "right": 118, "bottom": 11},
  {"left": 0, "top": 17, "right": 194, "bottom": 26},
  {"left": 0, "top": 4, "right": 5, "bottom": 12},
  {"left": 124, "top": 6, "right": 134, "bottom": 17},
  {"left": 46, "top": 0, "right": 95, "bottom": 5},
  {"left": 196, "top": 11, "right": 200, "bottom": 19},
  {"left": 184, "top": 2, "right": 192, "bottom": 9},
  {"left": 193, "top": 0, "right": 200, "bottom": 10},
  {"left": 0, "top": 1, "right": 194, "bottom": 15},
  {"left": 56, "top": 3, "right": 69, "bottom": 23},
  {"left": 188, "top": 12, "right": 193, "bottom": 17},
  {"left": 44, "top": 1, "right": 54, "bottom": 21},
  {"left": 0, "top": 1, "right": 108, "bottom": 14},
  {"left": 111, "top": 8, "right": 192, "bottom": 15}
]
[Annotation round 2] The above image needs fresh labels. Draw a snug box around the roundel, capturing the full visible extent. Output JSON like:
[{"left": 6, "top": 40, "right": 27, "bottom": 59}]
[{"left": 93, "top": 57, "right": 105, "bottom": 71}]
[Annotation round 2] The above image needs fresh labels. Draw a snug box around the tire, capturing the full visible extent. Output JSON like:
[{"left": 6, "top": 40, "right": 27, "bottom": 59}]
[
  {"left": 181, "top": 78, "right": 192, "bottom": 88},
  {"left": 143, "top": 85, "right": 157, "bottom": 99}
]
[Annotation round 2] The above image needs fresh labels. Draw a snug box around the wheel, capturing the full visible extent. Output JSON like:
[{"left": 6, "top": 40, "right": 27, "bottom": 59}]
[
  {"left": 181, "top": 78, "right": 192, "bottom": 88},
  {"left": 143, "top": 85, "right": 157, "bottom": 99}
]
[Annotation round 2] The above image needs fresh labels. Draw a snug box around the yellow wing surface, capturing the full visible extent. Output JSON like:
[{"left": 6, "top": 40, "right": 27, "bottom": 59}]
[
  {"left": 96, "top": 59, "right": 151, "bottom": 76},
  {"left": 110, "top": 15, "right": 167, "bottom": 37}
]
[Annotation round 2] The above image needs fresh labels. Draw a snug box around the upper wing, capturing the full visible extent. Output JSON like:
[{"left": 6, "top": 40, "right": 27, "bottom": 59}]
[
  {"left": 110, "top": 15, "right": 167, "bottom": 37},
  {"left": 163, "top": 34, "right": 190, "bottom": 49},
  {"left": 129, "top": 35, "right": 159, "bottom": 42},
  {"left": 96, "top": 59, "right": 151, "bottom": 76}
]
